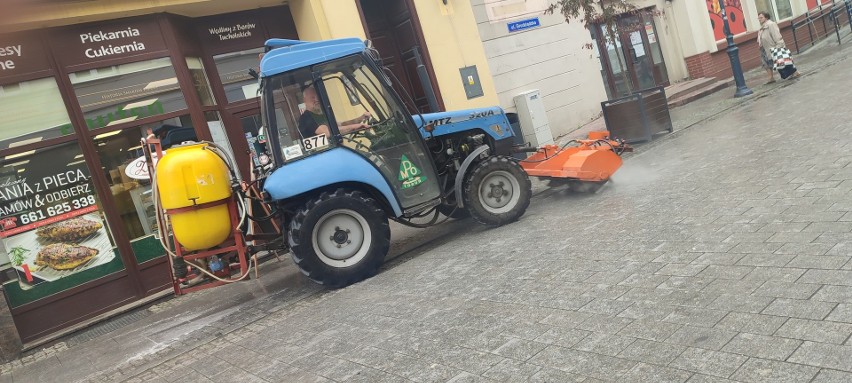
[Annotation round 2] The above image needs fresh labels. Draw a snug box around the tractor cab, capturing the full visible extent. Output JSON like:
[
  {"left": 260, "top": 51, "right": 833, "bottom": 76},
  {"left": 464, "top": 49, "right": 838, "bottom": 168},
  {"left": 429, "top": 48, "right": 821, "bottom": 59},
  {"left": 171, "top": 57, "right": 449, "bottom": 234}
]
[{"left": 259, "top": 38, "right": 441, "bottom": 215}]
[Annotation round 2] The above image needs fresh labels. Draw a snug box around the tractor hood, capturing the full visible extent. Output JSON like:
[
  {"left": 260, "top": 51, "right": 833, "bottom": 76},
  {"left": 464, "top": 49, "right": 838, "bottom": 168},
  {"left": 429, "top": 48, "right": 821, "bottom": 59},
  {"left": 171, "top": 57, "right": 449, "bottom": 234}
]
[{"left": 414, "top": 107, "right": 514, "bottom": 142}]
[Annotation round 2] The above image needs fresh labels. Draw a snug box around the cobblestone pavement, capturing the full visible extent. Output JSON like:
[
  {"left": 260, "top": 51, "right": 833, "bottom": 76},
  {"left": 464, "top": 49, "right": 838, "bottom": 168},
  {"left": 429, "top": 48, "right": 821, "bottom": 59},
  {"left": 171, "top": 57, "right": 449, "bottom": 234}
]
[{"left": 3, "top": 40, "right": 852, "bottom": 383}]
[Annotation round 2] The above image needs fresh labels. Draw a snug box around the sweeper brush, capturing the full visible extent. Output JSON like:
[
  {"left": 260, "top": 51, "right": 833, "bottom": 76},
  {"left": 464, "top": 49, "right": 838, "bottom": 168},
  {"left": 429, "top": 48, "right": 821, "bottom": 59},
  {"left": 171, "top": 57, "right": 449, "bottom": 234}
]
[{"left": 518, "top": 131, "right": 631, "bottom": 191}]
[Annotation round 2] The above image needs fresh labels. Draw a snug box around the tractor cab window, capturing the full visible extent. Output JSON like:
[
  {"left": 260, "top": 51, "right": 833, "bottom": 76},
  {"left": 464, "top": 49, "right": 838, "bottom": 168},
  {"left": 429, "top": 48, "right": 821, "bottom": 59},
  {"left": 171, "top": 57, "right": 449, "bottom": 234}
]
[
  {"left": 261, "top": 68, "right": 333, "bottom": 164},
  {"left": 316, "top": 55, "right": 440, "bottom": 209}
]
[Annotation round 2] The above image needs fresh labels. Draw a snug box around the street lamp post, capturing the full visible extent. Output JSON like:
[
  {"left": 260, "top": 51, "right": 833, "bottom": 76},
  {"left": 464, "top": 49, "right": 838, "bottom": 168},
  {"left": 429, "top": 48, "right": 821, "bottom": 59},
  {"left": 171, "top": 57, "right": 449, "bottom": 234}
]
[{"left": 718, "top": 0, "right": 753, "bottom": 97}]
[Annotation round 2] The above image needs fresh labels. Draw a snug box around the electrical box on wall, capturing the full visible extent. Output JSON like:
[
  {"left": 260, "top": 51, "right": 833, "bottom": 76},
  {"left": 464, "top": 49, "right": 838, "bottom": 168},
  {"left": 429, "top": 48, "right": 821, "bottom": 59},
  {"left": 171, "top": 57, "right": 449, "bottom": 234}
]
[
  {"left": 459, "top": 66, "right": 484, "bottom": 99},
  {"left": 513, "top": 89, "right": 553, "bottom": 147}
]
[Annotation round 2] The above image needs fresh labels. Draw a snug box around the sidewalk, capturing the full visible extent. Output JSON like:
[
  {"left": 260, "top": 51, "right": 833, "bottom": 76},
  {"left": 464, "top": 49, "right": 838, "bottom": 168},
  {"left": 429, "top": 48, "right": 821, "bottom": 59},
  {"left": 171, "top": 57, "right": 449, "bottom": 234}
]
[
  {"left": 560, "top": 28, "right": 852, "bottom": 145},
  {"left": 1, "top": 30, "right": 851, "bottom": 381}
]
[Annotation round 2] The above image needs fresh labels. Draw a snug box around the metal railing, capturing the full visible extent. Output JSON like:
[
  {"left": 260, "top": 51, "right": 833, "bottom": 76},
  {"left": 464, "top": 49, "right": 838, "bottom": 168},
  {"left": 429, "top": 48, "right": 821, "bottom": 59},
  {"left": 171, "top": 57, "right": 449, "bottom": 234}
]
[{"left": 791, "top": 0, "right": 852, "bottom": 53}]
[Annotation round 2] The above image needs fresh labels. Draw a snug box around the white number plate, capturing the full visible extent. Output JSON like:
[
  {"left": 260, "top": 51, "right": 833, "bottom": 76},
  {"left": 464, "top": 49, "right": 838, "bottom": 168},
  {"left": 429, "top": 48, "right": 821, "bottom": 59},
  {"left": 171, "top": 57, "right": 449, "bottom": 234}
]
[{"left": 302, "top": 134, "right": 329, "bottom": 151}]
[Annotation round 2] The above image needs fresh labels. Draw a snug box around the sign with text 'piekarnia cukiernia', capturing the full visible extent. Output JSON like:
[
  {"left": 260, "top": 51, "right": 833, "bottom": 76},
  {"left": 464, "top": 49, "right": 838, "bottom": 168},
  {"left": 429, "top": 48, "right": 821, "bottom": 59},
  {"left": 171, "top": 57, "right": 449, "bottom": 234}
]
[{"left": 49, "top": 18, "right": 166, "bottom": 66}]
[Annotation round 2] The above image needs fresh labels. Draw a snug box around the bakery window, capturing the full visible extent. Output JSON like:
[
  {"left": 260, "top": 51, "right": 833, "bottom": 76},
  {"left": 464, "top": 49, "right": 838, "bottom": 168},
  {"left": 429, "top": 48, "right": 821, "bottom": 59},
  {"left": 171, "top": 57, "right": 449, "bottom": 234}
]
[
  {"left": 187, "top": 57, "right": 216, "bottom": 107},
  {"left": 0, "top": 77, "right": 74, "bottom": 150},
  {"left": 0, "top": 141, "right": 124, "bottom": 308},
  {"left": 93, "top": 116, "right": 196, "bottom": 264},
  {"left": 213, "top": 47, "right": 263, "bottom": 103},
  {"left": 69, "top": 57, "right": 187, "bottom": 130}
]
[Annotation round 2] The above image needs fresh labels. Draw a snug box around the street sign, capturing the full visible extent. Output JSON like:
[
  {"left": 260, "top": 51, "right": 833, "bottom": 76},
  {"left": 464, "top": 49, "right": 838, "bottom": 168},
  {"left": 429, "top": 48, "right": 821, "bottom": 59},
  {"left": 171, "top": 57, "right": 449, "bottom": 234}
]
[{"left": 507, "top": 18, "right": 540, "bottom": 33}]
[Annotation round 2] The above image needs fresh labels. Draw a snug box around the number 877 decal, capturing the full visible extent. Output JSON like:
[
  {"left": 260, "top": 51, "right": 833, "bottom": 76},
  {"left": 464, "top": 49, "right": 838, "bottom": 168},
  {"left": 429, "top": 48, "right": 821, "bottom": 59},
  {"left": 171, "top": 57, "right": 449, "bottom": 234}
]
[{"left": 302, "top": 134, "right": 329, "bottom": 151}]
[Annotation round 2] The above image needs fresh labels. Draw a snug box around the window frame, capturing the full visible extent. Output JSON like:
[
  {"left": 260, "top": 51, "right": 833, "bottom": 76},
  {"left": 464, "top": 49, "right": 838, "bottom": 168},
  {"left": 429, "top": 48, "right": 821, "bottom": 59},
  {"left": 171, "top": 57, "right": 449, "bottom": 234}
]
[{"left": 756, "top": 0, "right": 794, "bottom": 22}]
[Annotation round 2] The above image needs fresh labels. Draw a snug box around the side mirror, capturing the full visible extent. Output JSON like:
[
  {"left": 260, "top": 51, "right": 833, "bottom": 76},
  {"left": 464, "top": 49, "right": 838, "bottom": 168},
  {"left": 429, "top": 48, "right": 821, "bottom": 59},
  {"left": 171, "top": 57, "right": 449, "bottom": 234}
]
[{"left": 364, "top": 41, "right": 382, "bottom": 66}]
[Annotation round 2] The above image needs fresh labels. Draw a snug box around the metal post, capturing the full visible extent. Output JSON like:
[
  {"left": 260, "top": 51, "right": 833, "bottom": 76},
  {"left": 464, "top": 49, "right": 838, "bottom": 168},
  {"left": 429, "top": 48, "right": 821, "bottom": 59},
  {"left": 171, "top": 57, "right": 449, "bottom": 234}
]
[
  {"left": 832, "top": 5, "right": 842, "bottom": 44},
  {"left": 847, "top": 0, "right": 852, "bottom": 32},
  {"left": 412, "top": 48, "right": 439, "bottom": 113},
  {"left": 793, "top": 22, "right": 800, "bottom": 53},
  {"left": 718, "top": 0, "right": 753, "bottom": 97},
  {"left": 808, "top": 13, "right": 815, "bottom": 47}
]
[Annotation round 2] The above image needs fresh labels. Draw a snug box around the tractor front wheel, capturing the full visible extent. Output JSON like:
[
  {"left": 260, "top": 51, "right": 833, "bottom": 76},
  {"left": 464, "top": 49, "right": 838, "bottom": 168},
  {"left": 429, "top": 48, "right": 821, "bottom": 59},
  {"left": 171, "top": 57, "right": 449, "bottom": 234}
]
[
  {"left": 463, "top": 156, "right": 532, "bottom": 226},
  {"left": 288, "top": 189, "right": 390, "bottom": 288}
]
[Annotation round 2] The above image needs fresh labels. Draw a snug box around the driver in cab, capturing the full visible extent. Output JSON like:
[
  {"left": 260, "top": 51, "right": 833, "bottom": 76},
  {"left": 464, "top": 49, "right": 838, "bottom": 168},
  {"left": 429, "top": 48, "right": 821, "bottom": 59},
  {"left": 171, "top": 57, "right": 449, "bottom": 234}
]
[{"left": 299, "top": 84, "right": 372, "bottom": 139}]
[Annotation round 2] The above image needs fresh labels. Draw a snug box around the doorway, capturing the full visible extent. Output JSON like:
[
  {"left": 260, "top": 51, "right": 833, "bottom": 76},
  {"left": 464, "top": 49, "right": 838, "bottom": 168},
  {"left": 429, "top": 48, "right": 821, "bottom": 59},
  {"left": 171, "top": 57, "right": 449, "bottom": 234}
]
[
  {"left": 222, "top": 104, "right": 262, "bottom": 181},
  {"left": 593, "top": 10, "right": 669, "bottom": 99},
  {"left": 358, "top": 0, "right": 443, "bottom": 113}
]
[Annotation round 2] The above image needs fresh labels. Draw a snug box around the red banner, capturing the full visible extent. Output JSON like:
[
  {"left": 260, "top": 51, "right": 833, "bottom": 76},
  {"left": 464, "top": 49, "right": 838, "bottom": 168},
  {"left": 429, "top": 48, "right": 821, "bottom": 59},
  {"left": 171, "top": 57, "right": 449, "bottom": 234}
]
[
  {"left": 807, "top": 0, "right": 833, "bottom": 10},
  {"left": 0, "top": 205, "right": 98, "bottom": 237}
]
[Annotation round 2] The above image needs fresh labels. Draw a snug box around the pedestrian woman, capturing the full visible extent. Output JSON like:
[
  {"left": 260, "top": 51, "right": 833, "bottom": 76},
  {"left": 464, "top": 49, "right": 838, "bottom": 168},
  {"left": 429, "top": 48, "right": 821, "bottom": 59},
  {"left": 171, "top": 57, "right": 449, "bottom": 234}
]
[{"left": 757, "top": 11, "right": 800, "bottom": 83}]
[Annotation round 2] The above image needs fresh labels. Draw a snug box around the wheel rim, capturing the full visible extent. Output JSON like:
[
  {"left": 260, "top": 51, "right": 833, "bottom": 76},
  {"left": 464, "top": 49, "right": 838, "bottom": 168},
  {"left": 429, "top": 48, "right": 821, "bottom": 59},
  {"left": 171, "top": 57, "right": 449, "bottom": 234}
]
[
  {"left": 478, "top": 170, "right": 521, "bottom": 214},
  {"left": 311, "top": 209, "right": 372, "bottom": 268}
]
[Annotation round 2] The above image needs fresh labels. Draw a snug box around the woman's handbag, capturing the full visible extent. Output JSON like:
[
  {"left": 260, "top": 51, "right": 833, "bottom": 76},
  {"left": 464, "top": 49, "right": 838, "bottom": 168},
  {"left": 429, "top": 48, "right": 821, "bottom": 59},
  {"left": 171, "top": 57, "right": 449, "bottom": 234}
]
[
  {"left": 770, "top": 47, "right": 794, "bottom": 70},
  {"left": 770, "top": 47, "right": 798, "bottom": 79}
]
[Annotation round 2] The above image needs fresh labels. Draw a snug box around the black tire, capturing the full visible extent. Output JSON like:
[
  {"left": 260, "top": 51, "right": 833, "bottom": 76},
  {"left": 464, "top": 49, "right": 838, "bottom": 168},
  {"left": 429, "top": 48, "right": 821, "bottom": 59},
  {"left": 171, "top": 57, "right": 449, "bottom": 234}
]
[
  {"left": 463, "top": 155, "right": 532, "bottom": 226},
  {"left": 288, "top": 188, "right": 390, "bottom": 288}
]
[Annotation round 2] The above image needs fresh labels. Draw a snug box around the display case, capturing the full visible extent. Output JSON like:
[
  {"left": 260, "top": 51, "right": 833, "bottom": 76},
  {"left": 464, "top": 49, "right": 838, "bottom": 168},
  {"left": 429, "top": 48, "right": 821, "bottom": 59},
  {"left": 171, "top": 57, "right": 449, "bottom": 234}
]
[{"left": 129, "top": 186, "right": 156, "bottom": 235}]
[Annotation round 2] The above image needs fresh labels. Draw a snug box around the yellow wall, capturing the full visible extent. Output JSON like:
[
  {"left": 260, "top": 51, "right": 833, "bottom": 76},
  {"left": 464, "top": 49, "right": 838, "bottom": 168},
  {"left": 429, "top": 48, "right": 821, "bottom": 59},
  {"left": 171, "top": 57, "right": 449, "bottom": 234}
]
[
  {"left": 290, "top": 0, "right": 367, "bottom": 42},
  {"left": 414, "top": 1, "right": 500, "bottom": 110},
  {"left": 296, "top": 0, "right": 500, "bottom": 112},
  {"left": 289, "top": 0, "right": 369, "bottom": 120}
]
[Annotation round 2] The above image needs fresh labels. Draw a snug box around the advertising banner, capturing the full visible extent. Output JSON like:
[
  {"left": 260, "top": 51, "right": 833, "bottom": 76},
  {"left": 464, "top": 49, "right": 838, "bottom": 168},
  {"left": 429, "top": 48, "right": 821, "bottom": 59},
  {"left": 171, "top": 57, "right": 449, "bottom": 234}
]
[
  {"left": 0, "top": 146, "right": 115, "bottom": 290},
  {"left": 708, "top": 0, "right": 747, "bottom": 41}
]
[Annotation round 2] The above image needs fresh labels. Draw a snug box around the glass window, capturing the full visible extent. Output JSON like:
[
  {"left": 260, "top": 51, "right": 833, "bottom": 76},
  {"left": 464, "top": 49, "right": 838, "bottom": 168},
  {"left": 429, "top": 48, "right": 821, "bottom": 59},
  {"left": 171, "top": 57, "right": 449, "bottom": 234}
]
[
  {"left": 0, "top": 77, "right": 73, "bottom": 150},
  {"left": 756, "top": 0, "right": 793, "bottom": 21},
  {"left": 600, "top": 26, "right": 632, "bottom": 97},
  {"left": 317, "top": 56, "right": 441, "bottom": 209},
  {"left": 187, "top": 57, "right": 216, "bottom": 107},
  {"left": 94, "top": 116, "right": 198, "bottom": 264},
  {"left": 262, "top": 67, "right": 320, "bottom": 162},
  {"left": 70, "top": 58, "right": 187, "bottom": 131},
  {"left": 94, "top": 116, "right": 194, "bottom": 243},
  {"left": 213, "top": 47, "right": 263, "bottom": 103},
  {"left": 0, "top": 141, "right": 124, "bottom": 306}
]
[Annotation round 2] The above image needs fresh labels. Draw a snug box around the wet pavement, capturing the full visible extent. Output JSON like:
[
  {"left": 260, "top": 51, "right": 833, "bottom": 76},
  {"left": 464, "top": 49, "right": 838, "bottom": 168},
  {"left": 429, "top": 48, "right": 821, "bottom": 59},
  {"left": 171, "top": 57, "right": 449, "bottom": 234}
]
[{"left": 2, "top": 33, "right": 852, "bottom": 383}]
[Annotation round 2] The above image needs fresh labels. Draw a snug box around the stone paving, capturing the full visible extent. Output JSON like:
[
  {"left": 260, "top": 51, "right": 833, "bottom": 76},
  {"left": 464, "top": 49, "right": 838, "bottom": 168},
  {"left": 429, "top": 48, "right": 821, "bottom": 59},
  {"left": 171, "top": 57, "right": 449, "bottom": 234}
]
[{"left": 2, "top": 34, "right": 852, "bottom": 383}]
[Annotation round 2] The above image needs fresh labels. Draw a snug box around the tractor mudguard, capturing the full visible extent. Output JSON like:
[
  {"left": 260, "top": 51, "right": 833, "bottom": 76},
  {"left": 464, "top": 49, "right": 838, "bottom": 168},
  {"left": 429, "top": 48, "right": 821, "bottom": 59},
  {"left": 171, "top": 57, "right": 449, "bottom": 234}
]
[
  {"left": 263, "top": 148, "right": 403, "bottom": 216},
  {"left": 415, "top": 107, "right": 514, "bottom": 142},
  {"left": 453, "top": 145, "right": 490, "bottom": 209}
]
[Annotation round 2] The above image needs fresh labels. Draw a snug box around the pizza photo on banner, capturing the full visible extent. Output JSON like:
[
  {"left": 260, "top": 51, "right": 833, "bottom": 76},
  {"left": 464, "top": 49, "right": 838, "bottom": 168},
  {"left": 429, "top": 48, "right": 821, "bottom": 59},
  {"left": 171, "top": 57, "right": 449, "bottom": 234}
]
[
  {"left": 708, "top": 0, "right": 747, "bottom": 41},
  {"left": 0, "top": 144, "right": 114, "bottom": 290}
]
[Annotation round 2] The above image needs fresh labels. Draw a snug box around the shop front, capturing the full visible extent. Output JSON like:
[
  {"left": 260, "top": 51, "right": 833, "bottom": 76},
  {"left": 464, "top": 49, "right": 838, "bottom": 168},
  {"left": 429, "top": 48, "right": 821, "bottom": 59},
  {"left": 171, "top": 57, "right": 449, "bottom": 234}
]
[
  {"left": 0, "top": 6, "right": 296, "bottom": 348},
  {"left": 591, "top": 9, "right": 670, "bottom": 99}
]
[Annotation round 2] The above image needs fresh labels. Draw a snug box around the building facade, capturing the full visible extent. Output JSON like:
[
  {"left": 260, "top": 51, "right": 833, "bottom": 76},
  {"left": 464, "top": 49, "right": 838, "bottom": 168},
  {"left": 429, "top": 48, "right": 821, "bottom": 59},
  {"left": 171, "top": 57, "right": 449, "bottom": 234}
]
[
  {"left": 0, "top": 0, "right": 833, "bottom": 349},
  {"left": 468, "top": 0, "right": 839, "bottom": 139},
  {"left": 0, "top": 0, "right": 499, "bottom": 348},
  {"left": 670, "top": 0, "right": 836, "bottom": 80}
]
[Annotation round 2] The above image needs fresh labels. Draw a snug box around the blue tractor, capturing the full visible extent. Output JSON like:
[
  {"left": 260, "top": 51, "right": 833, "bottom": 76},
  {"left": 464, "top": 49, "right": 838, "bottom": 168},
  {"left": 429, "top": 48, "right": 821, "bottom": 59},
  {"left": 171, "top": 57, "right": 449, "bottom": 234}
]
[{"left": 256, "top": 38, "right": 532, "bottom": 287}]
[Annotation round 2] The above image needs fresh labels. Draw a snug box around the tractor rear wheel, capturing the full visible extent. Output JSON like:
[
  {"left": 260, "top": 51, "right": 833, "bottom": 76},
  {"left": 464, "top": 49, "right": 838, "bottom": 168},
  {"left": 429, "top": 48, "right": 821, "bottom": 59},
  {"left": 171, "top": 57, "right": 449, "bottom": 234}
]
[
  {"left": 288, "top": 188, "right": 390, "bottom": 288},
  {"left": 463, "top": 155, "right": 532, "bottom": 226}
]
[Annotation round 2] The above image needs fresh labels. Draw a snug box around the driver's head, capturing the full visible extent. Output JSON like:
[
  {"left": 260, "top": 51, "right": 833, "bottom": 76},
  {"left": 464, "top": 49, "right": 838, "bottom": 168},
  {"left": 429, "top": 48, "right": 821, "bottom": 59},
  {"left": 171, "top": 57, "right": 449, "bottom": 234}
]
[{"left": 302, "top": 85, "right": 322, "bottom": 114}]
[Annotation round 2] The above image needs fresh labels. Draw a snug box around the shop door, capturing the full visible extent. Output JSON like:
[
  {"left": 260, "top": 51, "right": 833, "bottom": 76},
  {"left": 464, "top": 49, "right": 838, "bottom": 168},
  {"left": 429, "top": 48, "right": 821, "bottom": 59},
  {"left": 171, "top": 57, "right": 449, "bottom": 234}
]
[
  {"left": 595, "top": 12, "right": 669, "bottom": 98},
  {"left": 359, "top": 0, "right": 442, "bottom": 113},
  {"left": 224, "top": 106, "right": 263, "bottom": 181}
]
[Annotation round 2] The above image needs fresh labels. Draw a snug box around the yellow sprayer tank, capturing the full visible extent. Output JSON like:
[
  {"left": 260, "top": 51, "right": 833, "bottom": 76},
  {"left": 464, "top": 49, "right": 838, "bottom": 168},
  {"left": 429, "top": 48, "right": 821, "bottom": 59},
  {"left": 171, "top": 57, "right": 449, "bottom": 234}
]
[{"left": 156, "top": 143, "right": 232, "bottom": 251}]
